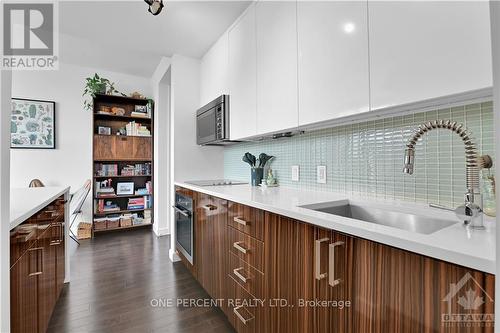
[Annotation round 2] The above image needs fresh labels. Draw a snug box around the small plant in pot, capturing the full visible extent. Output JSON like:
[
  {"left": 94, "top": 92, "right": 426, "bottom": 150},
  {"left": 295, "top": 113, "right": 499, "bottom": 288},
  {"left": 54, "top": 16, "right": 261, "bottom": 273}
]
[{"left": 83, "top": 73, "right": 125, "bottom": 111}]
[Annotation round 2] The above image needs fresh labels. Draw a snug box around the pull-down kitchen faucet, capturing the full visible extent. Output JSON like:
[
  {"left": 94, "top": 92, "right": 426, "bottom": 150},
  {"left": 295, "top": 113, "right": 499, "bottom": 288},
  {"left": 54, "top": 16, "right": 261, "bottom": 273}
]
[{"left": 403, "top": 119, "right": 492, "bottom": 229}]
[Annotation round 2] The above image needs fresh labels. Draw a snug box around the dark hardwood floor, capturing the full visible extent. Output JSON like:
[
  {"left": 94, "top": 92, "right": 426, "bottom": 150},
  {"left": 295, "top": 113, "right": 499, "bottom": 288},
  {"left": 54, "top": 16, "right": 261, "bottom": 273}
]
[{"left": 48, "top": 229, "right": 234, "bottom": 333}]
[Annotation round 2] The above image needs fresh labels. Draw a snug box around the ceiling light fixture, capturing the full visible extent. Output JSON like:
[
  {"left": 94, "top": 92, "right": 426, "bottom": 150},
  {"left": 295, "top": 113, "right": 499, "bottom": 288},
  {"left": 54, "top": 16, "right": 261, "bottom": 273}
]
[{"left": 144, "top": 0, "right": 164, "bottom": 16}]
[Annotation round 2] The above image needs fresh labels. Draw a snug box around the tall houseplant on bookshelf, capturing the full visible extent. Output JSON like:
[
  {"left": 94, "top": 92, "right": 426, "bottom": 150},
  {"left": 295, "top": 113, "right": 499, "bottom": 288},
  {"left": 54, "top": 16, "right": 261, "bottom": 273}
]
[{"left": 83, "top": 73, "right": 125, "bottom": 111}]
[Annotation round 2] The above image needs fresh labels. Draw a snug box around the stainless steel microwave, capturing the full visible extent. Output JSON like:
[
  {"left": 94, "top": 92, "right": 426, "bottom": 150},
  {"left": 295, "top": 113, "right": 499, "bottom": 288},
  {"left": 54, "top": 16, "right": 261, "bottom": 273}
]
[{"left": 196, "top": 95, "right": 236, "bottom": 145}]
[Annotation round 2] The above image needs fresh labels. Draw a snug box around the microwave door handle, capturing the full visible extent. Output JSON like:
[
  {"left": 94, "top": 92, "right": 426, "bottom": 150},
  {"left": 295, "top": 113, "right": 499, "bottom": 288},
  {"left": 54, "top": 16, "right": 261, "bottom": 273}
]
[{"left": 172, "top": 206, "right": 190, "bottom": 217}]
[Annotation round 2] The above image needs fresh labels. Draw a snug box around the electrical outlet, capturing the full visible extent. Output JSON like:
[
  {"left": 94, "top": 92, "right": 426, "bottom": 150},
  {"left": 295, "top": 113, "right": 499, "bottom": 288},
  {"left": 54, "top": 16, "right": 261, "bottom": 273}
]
[
  {"left": 291, "top": 165, "right": 299, "bottom": 181},
  {"left": 317, "top": 165, "right": 327, "bottom": 184}
]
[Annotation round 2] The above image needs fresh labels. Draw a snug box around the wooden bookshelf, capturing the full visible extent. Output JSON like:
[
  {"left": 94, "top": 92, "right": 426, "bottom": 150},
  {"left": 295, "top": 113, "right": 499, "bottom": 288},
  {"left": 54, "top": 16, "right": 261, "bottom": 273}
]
[{"left": 92, "top": 94, "right": 154, "bottom": 236}]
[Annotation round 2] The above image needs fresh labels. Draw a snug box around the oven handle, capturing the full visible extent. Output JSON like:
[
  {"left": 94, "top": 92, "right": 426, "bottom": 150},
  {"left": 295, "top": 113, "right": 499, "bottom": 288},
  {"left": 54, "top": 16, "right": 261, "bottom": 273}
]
[{"left": 172, "top": 205, "right": 191, "bottom": 217}]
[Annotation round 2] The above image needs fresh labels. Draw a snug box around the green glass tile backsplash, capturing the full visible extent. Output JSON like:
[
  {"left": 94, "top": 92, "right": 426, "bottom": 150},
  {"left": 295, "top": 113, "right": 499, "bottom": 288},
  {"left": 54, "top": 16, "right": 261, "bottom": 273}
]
[{"left": 224, "top": 102, "right": 495, "bottom": 207}]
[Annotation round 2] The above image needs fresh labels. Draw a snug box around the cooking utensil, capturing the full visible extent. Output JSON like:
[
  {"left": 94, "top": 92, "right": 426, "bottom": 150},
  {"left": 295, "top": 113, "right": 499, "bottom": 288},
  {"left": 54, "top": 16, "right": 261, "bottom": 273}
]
[
  {"left": 243, "top": 152, "right": 256, "bottom": 167},
  {"left": 258, "top": 153, "right": 274, "bottom": 168}
]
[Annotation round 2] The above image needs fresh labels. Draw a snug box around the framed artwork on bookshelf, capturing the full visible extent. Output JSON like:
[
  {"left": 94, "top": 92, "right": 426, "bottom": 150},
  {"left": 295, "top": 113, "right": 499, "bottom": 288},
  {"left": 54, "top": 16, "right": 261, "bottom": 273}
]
[
  {"left": 11, "top": 98, "right": 56, "bottom": 149},
  {"left": 117, "top": 182, "right": 134, "bottom": 195}
]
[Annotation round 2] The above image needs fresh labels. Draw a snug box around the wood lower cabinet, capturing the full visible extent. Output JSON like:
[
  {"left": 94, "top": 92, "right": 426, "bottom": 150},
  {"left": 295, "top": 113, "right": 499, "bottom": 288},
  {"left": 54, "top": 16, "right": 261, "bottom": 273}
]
[
  {"left": 195, "top": 193, "right": 227, "bottom": 300},
  {"left": 347, "top": 238, "right": 495, "bottom": 333},
  {"left": 263, "top": 212, "right": 315, "bottom": 333},
  {"left": 10, "top": 197, "right": 66, "bottom": 333},
  {"left": 10, "top": 244, "right": 39, "bottom": 333},
  {"left": 177, "top": 187, "right": 495, "bottom": 333},
  {"left": 37, "top": 225, "right": 57, "bottom": 333}
]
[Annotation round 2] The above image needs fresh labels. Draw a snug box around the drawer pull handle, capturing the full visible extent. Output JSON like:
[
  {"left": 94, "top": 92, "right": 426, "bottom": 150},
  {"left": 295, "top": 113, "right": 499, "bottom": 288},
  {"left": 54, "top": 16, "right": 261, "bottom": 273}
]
[
  {"left": 28, "top": 247, "right": 43, "bottom": 277},
  {"left": 234, "top": 305, "right": 254, "bottom": 325},
  {"left": 328, "top": 241, "right": 344, "bottom": 287},
  {"left": 233, "top": 217, "right": 248, "bottom": 226},
  {"left": 314, "top": 237, "right": 329, "bottom": 280},
  {"left": 202, "top": 204, "right": 217, "bottom": 211},
  {"left": 233, "top": 241, "right": 248, "bottom": 254},
  {"left": 233, "top": 267, "right": 249, "bottom": 283}
]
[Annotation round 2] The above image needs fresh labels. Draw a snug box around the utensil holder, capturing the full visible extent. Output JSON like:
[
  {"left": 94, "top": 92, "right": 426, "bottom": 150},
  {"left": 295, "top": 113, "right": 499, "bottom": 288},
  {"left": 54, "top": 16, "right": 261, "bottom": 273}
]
[{"left": 251, "top": 167, "right": 264, "bottom": 186}]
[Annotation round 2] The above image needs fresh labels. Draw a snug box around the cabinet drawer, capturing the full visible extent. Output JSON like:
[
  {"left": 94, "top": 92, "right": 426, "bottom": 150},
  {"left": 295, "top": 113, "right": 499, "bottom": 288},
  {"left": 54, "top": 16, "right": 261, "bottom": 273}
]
[
  {"left": 228, "top": 252, "right": 264, "bottom": 299},
  {"left": 228, "top": 202, "right": 265, "bottom": 241},
  {"left": 10, "top": 223, "right": 38, "bottom": 268},
  {"left": 227, "top": 275, "right": 264, "bottom": 333},
  {"left": 228, "top": 226, "right": 264, "bottom": 273}
]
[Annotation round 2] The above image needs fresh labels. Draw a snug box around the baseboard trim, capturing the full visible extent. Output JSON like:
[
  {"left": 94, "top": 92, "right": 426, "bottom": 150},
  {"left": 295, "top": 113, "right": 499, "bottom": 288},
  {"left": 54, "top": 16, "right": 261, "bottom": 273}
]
[
  {"left": 169, "top": 248, "right": 181, "bottom": 262},
  {"left": 153, "top": 227, "right": 170, "bottom": 237}
]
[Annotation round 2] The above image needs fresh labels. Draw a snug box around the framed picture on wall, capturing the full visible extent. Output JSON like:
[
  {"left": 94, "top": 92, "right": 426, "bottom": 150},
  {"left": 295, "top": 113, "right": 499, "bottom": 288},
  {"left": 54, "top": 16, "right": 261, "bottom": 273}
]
[{"left": 10, "top": 98, "right": 56, "bottom": 149}]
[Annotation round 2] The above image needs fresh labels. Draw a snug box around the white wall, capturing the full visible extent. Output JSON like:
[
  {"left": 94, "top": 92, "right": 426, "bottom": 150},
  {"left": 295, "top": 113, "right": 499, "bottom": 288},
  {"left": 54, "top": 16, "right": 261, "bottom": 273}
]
[
  {"left": 0, "top": 69, "right": 12, "bottom": 333},
  {"left": 151, "top": 57, "right": 172, "bottom": 236},
  {"left": 10, "top": 62, "right": 152, "bottom": 222},
  {"left": 171, "top": 54, "right": 224, "bottom": 182}
]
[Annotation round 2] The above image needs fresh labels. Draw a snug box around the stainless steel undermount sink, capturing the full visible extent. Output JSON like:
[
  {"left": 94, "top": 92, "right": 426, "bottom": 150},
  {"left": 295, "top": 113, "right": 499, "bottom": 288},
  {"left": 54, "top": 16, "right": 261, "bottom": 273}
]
[{"left": 299, "top": 201, "right": 457, "bottom": 235}]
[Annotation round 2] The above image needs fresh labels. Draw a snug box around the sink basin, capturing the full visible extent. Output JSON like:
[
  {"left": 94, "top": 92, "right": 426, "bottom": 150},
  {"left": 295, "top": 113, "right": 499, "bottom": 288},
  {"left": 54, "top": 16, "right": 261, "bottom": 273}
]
[{"left": 299, "top": 201, "right": 457, "bottom": 234}]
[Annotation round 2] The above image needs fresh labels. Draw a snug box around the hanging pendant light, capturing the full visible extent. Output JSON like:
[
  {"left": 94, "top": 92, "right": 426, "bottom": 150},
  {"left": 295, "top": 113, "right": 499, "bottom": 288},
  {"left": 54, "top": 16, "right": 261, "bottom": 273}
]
[{"left": 144, "top": 0, "right": 164, "bottom": 16}]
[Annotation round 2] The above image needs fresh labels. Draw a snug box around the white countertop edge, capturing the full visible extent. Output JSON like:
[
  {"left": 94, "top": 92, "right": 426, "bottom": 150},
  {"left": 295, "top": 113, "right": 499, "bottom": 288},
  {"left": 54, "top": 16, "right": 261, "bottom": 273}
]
[
  {"left": 10, "top": 186, "right": 71, "bottom": 230},
  {"left": 175, "top": 181, "right": 496, "bottom": 274}
]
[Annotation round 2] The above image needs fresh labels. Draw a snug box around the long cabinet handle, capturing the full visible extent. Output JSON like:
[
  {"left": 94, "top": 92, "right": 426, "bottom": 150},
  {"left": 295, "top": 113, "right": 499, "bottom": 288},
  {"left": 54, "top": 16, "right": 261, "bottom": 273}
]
[
  {"left": 233, "top": 305, "right": 254, "bottom": 325},
  {"left": 233, "top": 217, "right": 248, "bottom": 226},
  {"left": 315, "top": 237, "right": 329, "bottom": 280},
  {"left": 233, "top": 267, "right": 249, "bottom": 283},
  {"left": 328, "top": 241, "right": 344, "bottom": 287},
  {"left": 202, "top": 204, "right": 217, "bottom": 211},
  {"left": 28, "top": 247, "right": 43, "bottom": 277},
  {"left": 233, "top": 241, "right": 248, "bottom": 254}
]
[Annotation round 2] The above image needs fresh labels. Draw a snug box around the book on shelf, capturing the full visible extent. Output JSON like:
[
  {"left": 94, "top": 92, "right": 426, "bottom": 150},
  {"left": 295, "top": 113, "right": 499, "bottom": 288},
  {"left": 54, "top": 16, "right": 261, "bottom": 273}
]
[
  {"left": 95, "top": 164, "right": 118, "bottom": 177},
  {"left": 130, "top": 111, "right": 150, "bottom": 118},
  {"left": 97, "top": 199, "right": 120, "bottom": 213},
  {"left": 125, "top": 121, "right": 151, "bottom": 136},
  {"left": 127, "top": 197, "right": 145, "bottom": 210},
  {"left": 119, "top": 163, "right": 151, "bottom": 176}
]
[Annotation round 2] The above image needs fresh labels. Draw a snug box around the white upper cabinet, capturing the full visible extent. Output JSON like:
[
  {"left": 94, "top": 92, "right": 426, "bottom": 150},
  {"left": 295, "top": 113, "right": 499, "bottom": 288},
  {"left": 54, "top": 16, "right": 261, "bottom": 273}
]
[
  {"left": 368, "top": 1, "right": 492, "bottom": 110},
  {"left": 256, "top": 1, "right": 298, "bottom": 135},
  {"left": 297, "top": 1, "right": 369, "bottom": 126},
  {"left": 228, "top": 4, "right": 257, "bottom": 140},
  {"left": 200, "top": 32, "right": 229, "bottom": 107}
]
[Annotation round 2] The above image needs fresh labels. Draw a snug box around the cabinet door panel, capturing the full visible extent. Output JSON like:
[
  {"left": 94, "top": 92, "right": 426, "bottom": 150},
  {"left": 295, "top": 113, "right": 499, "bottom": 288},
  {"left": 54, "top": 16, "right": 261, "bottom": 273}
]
[
  {"left": 256, "top": 0, "right": 298, "bottom": 135},
  {"left": 297, "top": 1, "right": 369, "bottom": 126},
  {"left": 314, "top": 229, "right": 351, "bottom": 333},
  {"left": 55, "top": 222, "right": 65, "bottom": 297},
  {"left": 228, "top": 4, "right": 257, "bottom": 140},
  {"left": 133, "top": 137, "right": 152, "bottom": 160},
  {"left": 114, "top": 136, "right": 131, "bottom": 159},
  {"left": 196, "top": 194, "right": 227, "bottom": 300},
  {"left": 37, "top": 227, "right": 56, "bottom": 333},
  {"left": 369, "top": 1, "right": 492, "bottom": 110},
  {"left": 93, "top": 135, "right": 115, "bottom": 160},
  {"left": 10, "top": 244, "right": 39, "bottom": 333},
  {"left": 349, "top": 238, "right": 495, "bottom": 333},
  {"left": 263, "top": 213, "right": 315, "bottom": 333}
]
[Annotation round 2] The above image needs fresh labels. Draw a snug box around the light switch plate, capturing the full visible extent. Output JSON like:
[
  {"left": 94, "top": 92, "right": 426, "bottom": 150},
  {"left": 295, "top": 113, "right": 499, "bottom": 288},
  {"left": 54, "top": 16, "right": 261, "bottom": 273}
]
[
  {"left": 291, "top": 165, "right": 299, "bottom": 181},
  {"left": 317, "top": 165, "right": 326, "bottom": 184}
]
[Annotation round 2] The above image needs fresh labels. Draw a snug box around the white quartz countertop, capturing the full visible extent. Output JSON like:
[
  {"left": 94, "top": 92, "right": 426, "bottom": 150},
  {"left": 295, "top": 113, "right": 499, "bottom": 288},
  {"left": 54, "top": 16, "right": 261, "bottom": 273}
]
[
  {"left": 175, "top": 182, "right": 496, "bottom": 274},
  {"left": 10, "top": 187, "right": 70, "bottom": 230}
]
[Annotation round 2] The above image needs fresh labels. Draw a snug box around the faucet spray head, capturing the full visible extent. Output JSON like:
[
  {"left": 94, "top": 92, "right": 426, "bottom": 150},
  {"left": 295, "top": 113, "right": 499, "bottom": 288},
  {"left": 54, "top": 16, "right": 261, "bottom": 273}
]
[{"left": 403, "top": 148, "right": 415, "bottom": 175}]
